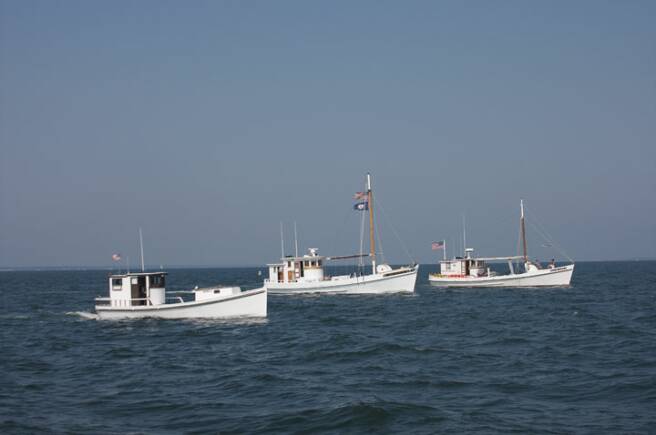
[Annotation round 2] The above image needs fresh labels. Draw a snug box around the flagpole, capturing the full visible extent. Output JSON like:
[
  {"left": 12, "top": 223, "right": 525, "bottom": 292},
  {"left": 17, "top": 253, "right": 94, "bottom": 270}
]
[{"left": 443, "top": 240, "right": 447, "bottom": 261}]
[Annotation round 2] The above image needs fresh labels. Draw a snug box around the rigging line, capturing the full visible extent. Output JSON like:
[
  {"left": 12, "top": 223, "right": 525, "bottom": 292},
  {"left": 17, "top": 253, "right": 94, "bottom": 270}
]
[
  {"left": 524, "top": 206, "right": 563, "bottom": 245},
  {"left": 525, "top": 206, "right": 574, "bottom": 262},
  {"left": 514, "top": 214, "right": 524, "bottom": 271},
  {"left": 517, "top": 219, "right": 522, "bottom": 256},
  {"left": 527, "top": 220, "right": 574, "bottom": 263},
  {"left": 517, "top": 216, "right": 523, "bottom": 269},
  {"left": 328, "top": 204, "right": 355, "bottom": 259},
  {"left": 359, "top": 207, "right": 366, "bottom": 269},
  {"left": 375, "top": 196, "right": 416, "bottom": 264},
  {"left": 527, "top": 219, "right": 568, "bottom": 261},
  {"left": 521, "top": 209, "right": 566, "bottom": 261},
  {"left": 526, "top": 218, "right": 552, "bottom": 244},
  {"left": 360, "top": 177, "right": 368, "bottom": 275},
  {"left": 525, "top": 207, "right": 557, "bottom": 244},
  {"left": 370, "top": 192, "right": 386, "bottom": 264},
  {"left": 451, "top": 209, "right": 517, "bottom": 259},
  {"left": 530, "top": 216, "right": 573, "bottom": 263},
  {"left": 375, "top": 210, "right": 386, "bottom": 264}
]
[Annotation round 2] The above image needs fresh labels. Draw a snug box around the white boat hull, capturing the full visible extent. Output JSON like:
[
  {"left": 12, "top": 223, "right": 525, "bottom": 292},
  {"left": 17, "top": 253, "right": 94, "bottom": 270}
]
[
  {"left": 265, "top": 266, "right": 418, "bottom": 294},
  {"left": 429, "top": 264, "right": 574, "bottom": 288},
  {"left": 95, "top": 288, "right": 267, "bottom": 320}
]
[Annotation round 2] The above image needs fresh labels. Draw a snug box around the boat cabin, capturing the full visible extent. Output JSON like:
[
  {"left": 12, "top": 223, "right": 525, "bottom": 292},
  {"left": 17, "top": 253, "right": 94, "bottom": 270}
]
[
  {"left": 438, "top": 248, "right": 530, "bottom": 278},
  {"left": 439, "top": 249, "right": 491, "bottom": 278},
  {"left": 267, "top": 248, "right": 325, "bottom": 284},
  {"left": 104, "top": 272, "right": 168, "bottom": 307}
]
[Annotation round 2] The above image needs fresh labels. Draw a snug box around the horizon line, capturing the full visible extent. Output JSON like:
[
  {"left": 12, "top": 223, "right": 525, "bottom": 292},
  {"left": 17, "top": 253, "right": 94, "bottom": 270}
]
[{"left": 1, "top": 258, "right": 655, "bottom": 272}]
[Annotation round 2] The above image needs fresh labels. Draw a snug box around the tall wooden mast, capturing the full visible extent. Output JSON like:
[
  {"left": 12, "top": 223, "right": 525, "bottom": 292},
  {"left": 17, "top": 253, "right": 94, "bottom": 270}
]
[
  {"left": 520, "top": 199, "right": 528, "bottom": 262},
  {"left": 367, "top": 173, "right": 376, "bottom": 273}
]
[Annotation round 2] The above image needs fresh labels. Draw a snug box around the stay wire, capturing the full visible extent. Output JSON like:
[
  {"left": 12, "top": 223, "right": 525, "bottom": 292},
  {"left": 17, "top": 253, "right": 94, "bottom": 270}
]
[
  {"left": 374, "top": 196, "right": 416, "bottom": 265},
  {"left": 525, "top": 206, "right": 574, "bottom": 263},
  {"left": 372, "top": 193, "right": 386, "bottom": 264}
]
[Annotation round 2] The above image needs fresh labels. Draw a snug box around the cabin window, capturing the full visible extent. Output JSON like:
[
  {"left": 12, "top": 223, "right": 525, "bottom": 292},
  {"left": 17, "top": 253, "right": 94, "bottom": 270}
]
[
  {"left": 287, "top": 261, "right": 292, "bottom": 267},
  {"left": 318, "top": 260, "right": 322, "bottom": 266},
  {"left": 150, "top": 275, "right": 165, "bottom": 288},
  {"left": 112, "top": 278, "right": 122, "bottom": 288}
]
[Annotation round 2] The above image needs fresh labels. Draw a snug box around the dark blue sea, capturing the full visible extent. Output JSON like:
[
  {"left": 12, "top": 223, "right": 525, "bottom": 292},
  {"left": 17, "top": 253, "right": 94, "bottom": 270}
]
[{"left": 1, "top": 262, "right": 655, "bottom": 434}]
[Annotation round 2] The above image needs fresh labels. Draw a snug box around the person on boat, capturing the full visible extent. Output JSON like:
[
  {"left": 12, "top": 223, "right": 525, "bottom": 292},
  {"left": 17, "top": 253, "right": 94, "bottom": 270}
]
[{"left": 549, "top": 259, "right": 556, "bottom": 269}]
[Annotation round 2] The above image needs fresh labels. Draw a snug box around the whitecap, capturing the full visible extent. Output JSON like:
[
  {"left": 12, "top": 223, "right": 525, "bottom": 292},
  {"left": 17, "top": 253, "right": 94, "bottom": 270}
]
[{"left": 66, "top": 311, "right": 99, "bottom": 320}]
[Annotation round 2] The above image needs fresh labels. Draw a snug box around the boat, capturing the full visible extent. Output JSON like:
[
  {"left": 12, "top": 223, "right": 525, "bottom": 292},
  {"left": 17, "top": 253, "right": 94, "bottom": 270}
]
[
  {"left": 264, "top": 173, "right": 418, "bottom": 294},
  {"left": 94, "top": 271, "right": 267, "bottom": 319},
  {"left": 428, "top": 200, "right": 574, "bottom": 287},
  {"left": 94, "top": 230, "right": 266, "bottom": 319}
]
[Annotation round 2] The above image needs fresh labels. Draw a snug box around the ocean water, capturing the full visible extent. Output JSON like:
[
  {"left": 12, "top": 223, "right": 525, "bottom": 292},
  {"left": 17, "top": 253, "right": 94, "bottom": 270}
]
[{"left": 1, "top": 262, "right": 655, "bottom": 434}]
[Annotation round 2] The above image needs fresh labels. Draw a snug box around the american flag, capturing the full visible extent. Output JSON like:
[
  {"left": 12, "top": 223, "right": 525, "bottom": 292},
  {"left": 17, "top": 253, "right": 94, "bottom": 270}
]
[
  {"left": 431, "top": 241, "right": 444, "bottom": 250},
  {"left": 353, "top": 191, "right": 367, "bottom": 200},
  {"left": 112, "top": 253, "right": 121, "bottom": 261}
]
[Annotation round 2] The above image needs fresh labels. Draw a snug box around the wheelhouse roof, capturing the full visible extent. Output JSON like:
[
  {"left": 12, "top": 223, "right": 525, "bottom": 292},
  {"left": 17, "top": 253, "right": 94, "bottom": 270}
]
[
  {"left": 440, "top": 255, "right": 523, "bottom": 263},
  {"left": 110, "top": 271, "right": 168, "bottom": 278},
  {"left": 277, "top": 255, "right": 326, "bottom": 262}
]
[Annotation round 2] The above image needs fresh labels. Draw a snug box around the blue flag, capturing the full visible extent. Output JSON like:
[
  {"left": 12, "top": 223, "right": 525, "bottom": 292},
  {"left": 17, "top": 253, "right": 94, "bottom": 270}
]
[{"left": 353, "top": 201, "right": 369, "bottom": 211}]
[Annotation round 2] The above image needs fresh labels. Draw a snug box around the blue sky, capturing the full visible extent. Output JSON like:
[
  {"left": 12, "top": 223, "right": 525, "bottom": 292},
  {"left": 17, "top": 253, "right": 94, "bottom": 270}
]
[{"left": 1, "top": 0, "right": 655, "bottom": 267}]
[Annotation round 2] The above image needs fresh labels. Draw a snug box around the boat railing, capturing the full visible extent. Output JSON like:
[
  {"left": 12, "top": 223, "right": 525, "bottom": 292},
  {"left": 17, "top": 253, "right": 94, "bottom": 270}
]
[
  {"left": 94, "top": 297, "right": 112, "bottom": 306},
  {"left": 167, "top": 296, "right": 185, "bottom": 304},
  {"left": 94, "top": 297, "right": 184, "bottom": 307}
]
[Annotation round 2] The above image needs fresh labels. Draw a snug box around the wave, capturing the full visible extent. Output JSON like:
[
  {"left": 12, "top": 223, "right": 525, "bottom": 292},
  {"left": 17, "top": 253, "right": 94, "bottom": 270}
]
[
  {"left": 251, "top": 399, "right": 443, "bottom": 433},
  {"left": 0, "top": 313, "right": 31, "bottom": 320},
  {"left": 66, "top": 311, "right": 99, "bottom": 320}
]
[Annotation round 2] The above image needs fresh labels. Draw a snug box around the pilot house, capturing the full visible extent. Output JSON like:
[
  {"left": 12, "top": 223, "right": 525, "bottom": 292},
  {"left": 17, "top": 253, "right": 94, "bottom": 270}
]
[
  {"left": 267, "top": 248, "right": 326, "bottom": 284},
  {"left": 103, "top": 272, "right": 168, "bottom": 307}
]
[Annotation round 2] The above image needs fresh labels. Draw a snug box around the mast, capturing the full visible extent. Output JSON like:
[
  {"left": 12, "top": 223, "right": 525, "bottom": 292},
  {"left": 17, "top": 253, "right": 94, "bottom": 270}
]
[
  {"left": 280, "top": 222, "right": 285, "bottom": 259},
  {"left": 520, "top": 199, "right": 528, "bottom": 262},
  {"left": 294, "top": 221, "right": 299, "bottom": 258},
  {"left": 139, "top": 228, "right": 145, "bottom": 272},
  {"left": 367, "top": 173, "right": 376, "bottom": 273}
]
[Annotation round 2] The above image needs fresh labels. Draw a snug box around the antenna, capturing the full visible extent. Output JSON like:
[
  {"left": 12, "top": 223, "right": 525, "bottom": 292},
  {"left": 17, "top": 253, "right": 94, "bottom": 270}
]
[
  {"left": 139, "top": 228, "right": 145, "bottom": 272},
  {"left": 294, "top": 221, "right": 299, "bottom": 258},
  {"left": 520, "top": 199, "right": 528, "bottom": 262},
  {"left": 462, "top": 214, "right": 467, "bottom": 256},
  {"left": 280, "top": 222, "right": 285, "bottom": 259}
]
